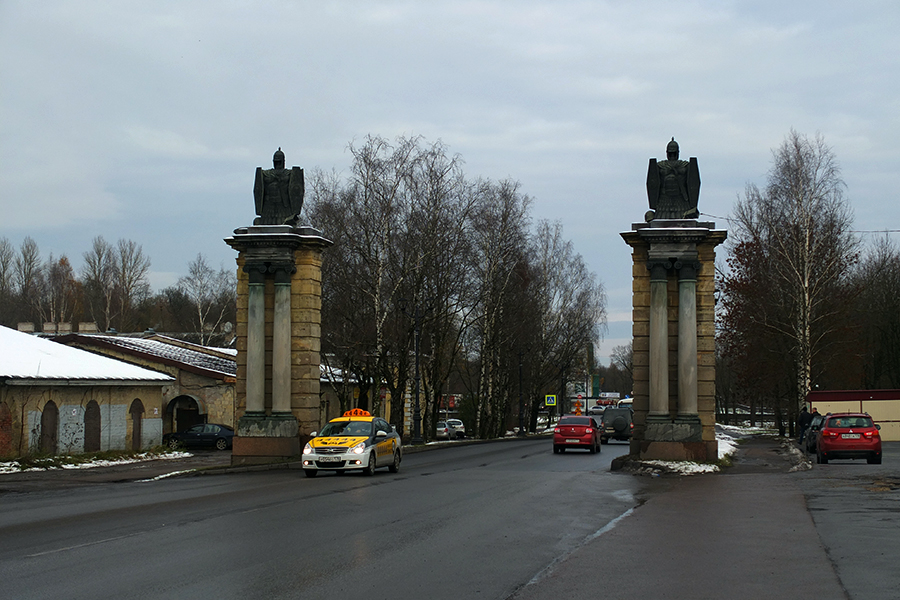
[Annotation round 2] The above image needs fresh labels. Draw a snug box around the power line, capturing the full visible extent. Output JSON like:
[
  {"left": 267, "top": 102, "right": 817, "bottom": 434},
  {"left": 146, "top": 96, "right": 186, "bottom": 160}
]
[{"left": 699, "top": 212, "right": 900, "bottom": 235}]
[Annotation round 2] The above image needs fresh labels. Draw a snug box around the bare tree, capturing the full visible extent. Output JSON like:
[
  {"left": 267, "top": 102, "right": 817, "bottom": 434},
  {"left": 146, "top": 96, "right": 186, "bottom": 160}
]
[
  {"left": 850, "top": 236, "right": 900, "bottom": 388},
  {"left": 114, "top": 238, "right": 151, "bottom": 331},
  {"left": 466, "top": 179, "right": 532, "bottom": 437},
  {"left": 177, "top": 254, "right": 236, "bottom": 345},
  {"left": 724, "top": 130, "right": 858, "bottom": 420},
  {"left": 81, "top": 236, "right": 118, "bottom": 331},
  {"left": 0, "top": 238, "right": 15, "bottom": 326},
  {"left": 14, "top": 237, "right": 42, "bottom": 327},
  {"left": 41, "top": 254, "right": 79, "bottom": 325}
]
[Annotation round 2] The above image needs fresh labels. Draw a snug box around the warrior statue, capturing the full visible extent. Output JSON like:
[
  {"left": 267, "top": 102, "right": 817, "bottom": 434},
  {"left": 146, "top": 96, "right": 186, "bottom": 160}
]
[
  {"left": 253, "top": 148, "right": 305, "bottom": 225},
  {"left": 645, "top": 138, "right": 700, "bottom": 221}
]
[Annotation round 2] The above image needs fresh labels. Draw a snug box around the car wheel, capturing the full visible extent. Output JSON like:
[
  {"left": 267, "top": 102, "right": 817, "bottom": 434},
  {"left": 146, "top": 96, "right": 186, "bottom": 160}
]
[
  {"left": 553, "top": 446, "right": 560, "bottom": 454},
  {"left": 589, "top": 443, "right": 596, "bottom": 454},
  {"left": 601, "top": 437, "right": 609, "bottom": 445},
  {"left": 167, "top": 438, "right": 181, "bottom": 450},
  {"left": 363, "top": 452, "right": 377, "bottom": 476},
  {"left": 215, "top": 438, "right": 228, "bottom": 451},
  {"left": 868, "top": 453, "right": 882, "bottom": 465},
  {"left": 304, "top": 469, "right": 317, "bottom": 478},
  {"left": 389, "top": 450, "right": 401, "bottom": 473},
  {"left": 817, "top": 451, "right": 828, "bottom": 464}
]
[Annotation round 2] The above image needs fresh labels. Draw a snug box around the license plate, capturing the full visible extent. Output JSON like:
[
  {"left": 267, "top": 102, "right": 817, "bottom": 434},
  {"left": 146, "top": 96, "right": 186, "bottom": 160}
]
[
  {"left": 318, "top": 455, "right": 341, "bottom": 462},
  {"left": 566, "top": 439, "right": 580, "bottom": 443},
  {"left": 842, "top": 433, "right": 861, "bottom": 439}
]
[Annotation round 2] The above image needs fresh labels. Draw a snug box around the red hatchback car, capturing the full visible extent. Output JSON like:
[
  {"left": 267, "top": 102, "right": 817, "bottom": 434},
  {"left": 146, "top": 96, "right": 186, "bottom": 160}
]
[
  {"left": 816, "top": 412, "right": 882, "bottom": 464},
  {"left": 553, "top": 415, "right": 601, "bottom": 454}
]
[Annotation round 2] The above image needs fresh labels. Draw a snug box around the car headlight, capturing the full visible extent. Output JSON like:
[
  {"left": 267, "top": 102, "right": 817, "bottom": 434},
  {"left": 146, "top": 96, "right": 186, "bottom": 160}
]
[
  {"left": 303, "top": 442, "right": 313, "bottom": 455},
  {"left": 350, "top": 441, "right": 366, "bottom": 455}
]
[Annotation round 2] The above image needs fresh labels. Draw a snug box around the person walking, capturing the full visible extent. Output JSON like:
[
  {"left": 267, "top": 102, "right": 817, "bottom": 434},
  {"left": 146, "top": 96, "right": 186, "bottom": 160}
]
[{"left": 798, "top": 406, "right": 813, "bottom": 444}]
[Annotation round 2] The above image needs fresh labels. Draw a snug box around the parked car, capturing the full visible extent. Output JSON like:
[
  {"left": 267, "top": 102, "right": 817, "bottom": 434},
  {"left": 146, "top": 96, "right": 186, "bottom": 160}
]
[
  {"left": 804, "top": 413, "right": 827, "bottom": 454},
  {"left": 447, "top": 418, "right": 466, "bottom": 439},
  {"left": 302, "top": 409, "right": 402, "bottom": 477},
  {"left": 587, "top": 404, "right": 607, "bottom": 416},
  {"left": 164, "top": 423, "right": 234, "bottom": 451},
  {"left": 435, "top": 421, "right": 452, "bottom": 440},
  {"left": 553, "top": 415, "right": 601, "bottom": 454},
  {"left": 600, "top": 407, "right": 633, "bottom": 444},
  {"left": 815, "top": 412, "right": 882, "bottom": 464}
]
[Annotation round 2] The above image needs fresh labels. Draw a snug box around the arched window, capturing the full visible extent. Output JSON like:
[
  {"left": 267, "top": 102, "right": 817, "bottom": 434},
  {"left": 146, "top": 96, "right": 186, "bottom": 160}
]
[
  {"left": 129, "top": 399, "right": 145, "bottom": 451},
  {"left": 41, "top": 400, "right": 59, "bottom": 454},
  {"left": 84, "top": 400, "right": 101, "bottom": 452}
]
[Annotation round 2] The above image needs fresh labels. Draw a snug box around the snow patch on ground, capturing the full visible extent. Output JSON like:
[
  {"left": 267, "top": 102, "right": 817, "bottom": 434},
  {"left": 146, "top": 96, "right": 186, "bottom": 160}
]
[
  {"left": 0, "top": 451, "right": 193, "bottom": 474},
  {"left": 617, "top": 424, "right": 748, "bottom": 476}
]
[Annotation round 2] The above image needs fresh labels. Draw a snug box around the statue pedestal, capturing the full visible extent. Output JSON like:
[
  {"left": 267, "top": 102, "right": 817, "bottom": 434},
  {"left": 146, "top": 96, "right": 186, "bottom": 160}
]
[
  {"left": 232, "top": 413, "right": 300, "bottom": 464},
  {"left": 225, "top": 225, "right": 332, "bottom": 467},
  {"left": 621, "top": 220, "right": 726, "bottom": 463}
]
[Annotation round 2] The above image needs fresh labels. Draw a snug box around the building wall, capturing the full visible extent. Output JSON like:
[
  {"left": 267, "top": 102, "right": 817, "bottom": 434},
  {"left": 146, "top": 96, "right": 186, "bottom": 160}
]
[
  {"left": 809, "top": 392, "right": 900, "bottom": 442},
  {"left": 0, "top": 384, "right": 165, "bottom": 457},
  {"left": 66, "top": 343, "right": 235, "bottom": 431}
]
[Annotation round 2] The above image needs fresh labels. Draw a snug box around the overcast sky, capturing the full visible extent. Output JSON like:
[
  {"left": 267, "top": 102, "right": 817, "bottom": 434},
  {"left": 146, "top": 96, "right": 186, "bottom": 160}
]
[{"left": 2, "top": 1, "right": 898, "bottom": 362}]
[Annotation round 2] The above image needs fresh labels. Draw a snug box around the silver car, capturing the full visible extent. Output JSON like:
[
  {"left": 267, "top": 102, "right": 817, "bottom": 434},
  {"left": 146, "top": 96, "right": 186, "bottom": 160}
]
[{"left": 447, "top": 418, "right": 466, "bottom": 439}]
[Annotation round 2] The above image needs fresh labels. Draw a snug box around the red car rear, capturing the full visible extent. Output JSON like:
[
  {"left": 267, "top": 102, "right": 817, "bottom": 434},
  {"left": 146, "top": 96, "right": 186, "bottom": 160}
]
[
  {"left": 816, "top": 412, "right": 882, "bottom": 464},
  {"left": 553, "top": 416, "right": 601, "bottom": 454}
]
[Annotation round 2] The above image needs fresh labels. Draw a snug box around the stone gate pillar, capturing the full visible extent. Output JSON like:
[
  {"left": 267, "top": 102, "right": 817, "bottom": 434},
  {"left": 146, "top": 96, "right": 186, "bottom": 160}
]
[
  {"left": 621, "top": 220, "right": 726, "bottom": 462},
  {"left": 225, "top": 225, "right": 332, "bottom": 466}
]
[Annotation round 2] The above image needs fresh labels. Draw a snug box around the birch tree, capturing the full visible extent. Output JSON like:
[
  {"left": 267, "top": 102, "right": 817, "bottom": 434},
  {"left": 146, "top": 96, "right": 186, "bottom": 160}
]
[
  {"left": 177, "top": 253, "right": 236, "bottom": 345},
  {"left": 723, "top": 130, "right": 858, "bottom": 421},
  {"left": 81, "top": 236, "right": 118, "bottom": 331}
]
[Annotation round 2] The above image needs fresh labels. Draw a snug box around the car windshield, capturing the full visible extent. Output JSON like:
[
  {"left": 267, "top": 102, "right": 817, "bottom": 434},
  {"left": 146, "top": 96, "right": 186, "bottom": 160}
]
[
  {"left": 319, "top": 420, "right": 373, "bottom": 437},
  {"left": 827, "top": 416, "right": 873, "bottom": 428},
  {"left": 559, "top": 417, "right": 591, "bottom": 426}
]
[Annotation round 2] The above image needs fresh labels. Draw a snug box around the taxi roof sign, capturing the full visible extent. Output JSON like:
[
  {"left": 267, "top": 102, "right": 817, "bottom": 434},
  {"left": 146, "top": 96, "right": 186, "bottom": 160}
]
[{"left": 342, "top": 408, "right": 371, "bottom": 417}]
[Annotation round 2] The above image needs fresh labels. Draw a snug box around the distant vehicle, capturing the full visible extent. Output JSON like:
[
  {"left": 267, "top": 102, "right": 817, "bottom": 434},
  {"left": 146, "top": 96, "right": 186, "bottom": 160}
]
[
  {"left": 302, "top": 409, "right": 402, "bottom": 477},
  {"left": 587, "top": 405, "right": 607, "bottom": 415},
  {"left": 804, "top": 413, "right": 827, "bottom": 454},
  {"left": 164, "top": 423, "right": 234, "bottom": 451},
  {"left": 447, "top": 418, "right": 466, "bottom": 439},
  {"left": 816, "top": 412, "right": 882, "bottom": 464},
  {"left": 553, "top": 415, "right": 601, "bottom": 454},
  {"left": 435, "top": 421, "right": 452, "bottom": 440},
  {"left": 600, "top": 407, "right": 633, "bottom": 444},
  {"left": 617, "top": 398, "right": 633, "bottom": 409}
]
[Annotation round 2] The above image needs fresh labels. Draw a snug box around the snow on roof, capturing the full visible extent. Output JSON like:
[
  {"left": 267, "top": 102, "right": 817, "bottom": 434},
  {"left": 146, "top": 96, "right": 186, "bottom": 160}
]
[
  {"left": 71, "top": 334, "right": 236, "bottom": 378},
  {"left": 0, "top": 326, "right": 173, "bottom": 383}
]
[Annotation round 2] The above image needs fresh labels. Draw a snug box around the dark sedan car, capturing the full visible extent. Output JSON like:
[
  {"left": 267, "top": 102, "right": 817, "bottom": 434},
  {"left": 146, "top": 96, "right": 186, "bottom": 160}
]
[{"left": 164, "top": 423, "right": 234, "bottom": 451}]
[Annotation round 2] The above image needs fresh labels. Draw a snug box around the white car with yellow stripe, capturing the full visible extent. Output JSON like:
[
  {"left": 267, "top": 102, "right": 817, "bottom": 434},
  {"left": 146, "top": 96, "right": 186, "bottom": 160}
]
[{"left": 302, "top": 409, "right": 402, "bottom": 477}]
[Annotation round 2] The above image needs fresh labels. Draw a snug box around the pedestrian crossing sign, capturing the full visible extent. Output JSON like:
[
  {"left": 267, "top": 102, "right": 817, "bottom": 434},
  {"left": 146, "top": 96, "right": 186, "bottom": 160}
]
[{"left": 545, "top": 394, "right": 557, "bottom": 406}]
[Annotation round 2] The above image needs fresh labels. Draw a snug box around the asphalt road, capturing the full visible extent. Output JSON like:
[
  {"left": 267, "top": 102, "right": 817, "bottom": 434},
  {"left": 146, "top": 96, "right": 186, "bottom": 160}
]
[
  {"left": 796, "top": 442, "right": 900, "bottom": 600},
  {"left": 3, "top": 437, "right": 898, "bottom": 600},
  {"left": 0, "top": 438, "right": 650, "bottom": 600}
]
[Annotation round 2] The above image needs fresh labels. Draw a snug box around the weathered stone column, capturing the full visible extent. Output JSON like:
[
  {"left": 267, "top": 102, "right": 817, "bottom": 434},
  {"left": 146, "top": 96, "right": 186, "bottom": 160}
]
[
  {"left": 648, "top": 261, "right": 670, "bottom": 418},
  {"left": 245, "top": 267, "right": 266, "bottom": 415},
  {"left": 677, "top": 260, "right": 699, "bottom": 417},
  {"left": 272, "top": 266, "right": 293, "bottom": 414}
]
